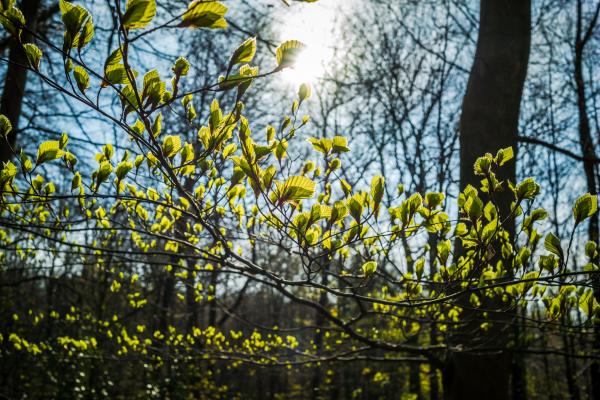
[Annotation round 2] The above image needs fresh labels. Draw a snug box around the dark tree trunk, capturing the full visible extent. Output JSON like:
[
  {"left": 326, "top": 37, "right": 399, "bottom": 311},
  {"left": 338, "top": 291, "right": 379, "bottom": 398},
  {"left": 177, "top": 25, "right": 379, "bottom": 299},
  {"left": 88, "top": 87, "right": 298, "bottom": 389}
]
[
  {"left": 511, "top": 310, "right": 527, "bottom": 400},
  {"left": 0, "top": 0, "right": 42, "bottom": 163},
  {"left": 428, "top": 232, "right": 440, "bottom": 400},
  {"left": 312, "top": 272, "right": 328, "bottom": 400},
  {"left": 573, "top": 1, "right": 600, "bottom": 398},
  {"left": 449, "top": 1, "right": 531, "bottom": 399}
]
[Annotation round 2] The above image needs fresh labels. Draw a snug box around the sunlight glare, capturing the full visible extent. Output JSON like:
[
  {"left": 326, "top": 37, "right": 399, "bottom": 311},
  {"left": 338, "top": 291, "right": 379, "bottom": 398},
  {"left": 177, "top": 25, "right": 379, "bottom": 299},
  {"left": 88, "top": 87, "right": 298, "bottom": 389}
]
[{"left": 278, "top": 5, "right": 337, "bottom": 86}]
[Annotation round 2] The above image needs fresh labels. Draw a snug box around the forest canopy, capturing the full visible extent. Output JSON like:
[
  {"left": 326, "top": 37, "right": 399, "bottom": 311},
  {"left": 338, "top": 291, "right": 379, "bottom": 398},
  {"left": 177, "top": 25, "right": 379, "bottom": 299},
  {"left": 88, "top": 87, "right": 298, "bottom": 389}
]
[{"left": 0, "top": 0, "right": 599, "bottom": 399}]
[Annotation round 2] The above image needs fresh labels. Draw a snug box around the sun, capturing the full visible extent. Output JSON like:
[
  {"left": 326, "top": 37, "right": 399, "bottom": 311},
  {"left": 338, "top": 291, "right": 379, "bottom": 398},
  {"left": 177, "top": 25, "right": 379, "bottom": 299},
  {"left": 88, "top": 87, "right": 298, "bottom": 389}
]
[
  {"left": 280, "top": 44, "right": 329, "bottom": 86},
  {"left": 277, "top": 3, "right": 337, "bottom": 86}
]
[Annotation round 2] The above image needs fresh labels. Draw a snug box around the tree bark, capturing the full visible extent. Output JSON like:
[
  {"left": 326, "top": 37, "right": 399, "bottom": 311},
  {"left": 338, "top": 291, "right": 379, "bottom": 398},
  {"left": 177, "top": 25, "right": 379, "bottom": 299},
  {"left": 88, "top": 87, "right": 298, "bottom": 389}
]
[
  {"left": 449, "top": 1, "right": 531, "bottom": 399},
  {"left": 573, "top": 1, "right": 600, "bottom": 398},
  {"left": 0, "top": 0, "right": 42, "bottom": 163}
]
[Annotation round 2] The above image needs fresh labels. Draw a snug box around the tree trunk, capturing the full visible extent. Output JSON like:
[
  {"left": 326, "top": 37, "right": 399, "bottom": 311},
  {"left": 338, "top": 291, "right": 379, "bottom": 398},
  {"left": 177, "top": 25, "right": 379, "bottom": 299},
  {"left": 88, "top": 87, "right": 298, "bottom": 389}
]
[
  {"left": 312, "top": 272, "right": 328, "bottom": 400},
  {"left": 450, "top": 1, "right": 531, "bottom": 399},
  {"left": 0, "top": 0, "right": 42, "bottom": 163},
  {"left": 573, "top": 1, "right": 600, "bottom": 398}
]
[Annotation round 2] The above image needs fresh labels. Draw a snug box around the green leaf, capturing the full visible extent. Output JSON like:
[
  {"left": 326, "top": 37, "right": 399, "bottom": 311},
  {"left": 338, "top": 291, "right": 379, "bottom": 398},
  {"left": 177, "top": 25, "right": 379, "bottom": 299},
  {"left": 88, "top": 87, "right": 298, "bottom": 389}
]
[
  {"left": 104, "top": 64, "right": 137, "bottom": 86},
  {"left": 464, "top": 195, "right": 483, "bottom": 220},
  {"left": 573, "top": 193, "right": 598, "bottom": 225},
  {"left": 104, "top": 47, "right": 123, "bottom": 70},
  {"left": 308, "top": 137, "right": 331, "bottom": 154},
  {"left": 77, "top": 18, "right": 94, "bottom": 49},
  {"left": 331, "top": 200, "right": 348, "bottom": 222},
  {"left": 36, "top": 141, "right": 64, "bottom": 165},
  {"left": 222, "top": 143, "right": 237, "bottom": 159},
  {"left": 64, "top": 151, "right": 77, "bottom": 168},
  {"left": 516, "top": 177, "right": 540, "bottom": 200},
  {"left": 143, "top": 69, "right": 160, "bottom": 90},
  {"left": 531, "top": 208, "right": 548, "bottom": 222},
  {"left": 151, "top": 113, "right": 162, "bottom": 137},
  {"left": 298, "top": 83, "right": 311, "bottom": 102},
  {"left": 71, "top": 172, "right": 81, "bottom": 191},
  {"left": 0, "top": 6, "right": 24, "bottom": 38},
  {"left": 425, "top": 192, "right": 445, "bottom": 208},
  {"left": 585, "top": 241, "right": 598, "bottom": 259},
  {"left": 180, "top": 1, "right": 228, "bottom": 29},
  {"left": 276, "top": 176, "right": 316, "bottom": 203},
  {"left": 173, "top": 56, "right": 190, "bottom": 76},
  {"left": 73, "top": 66, "right": 89, "bottom": 92},
  {"left": 0, "top": 161, "right": 17, "bottom": 188},
  {"left": 371, "top": 175, "right": 384, "bottom": 210},
  {"left": 115, "top": 161, "right": 133, "bottom": 180},
  {"left": 0, "top": 115, "right": 12, "bottom": 137},
  {"left": 473, "top": 155, "right": 492, "bottom": 176},
  {"left": 103, "top": 144, "right": 114, "bottom": 159},
  {"left": 544, "top": 233, "right": 563, "bottom": 260},
  {"left": 275, "top": 139, "right": 287, "bottom": 161},
  {"left": 59, "top": 133, "right": 69, "bottom": 149},
  {"left": 142, "top": 69, "right": 165, "bottom": 105},
  {"left": 122, "top": 0, "right": 156, "bottom": 30},
  {"left": 218, "top": 65, "right": 258, "bottom": 91},
  {"left": 59, "top": 0, "right": 94, "bottom": 49},
  {"left": 96, "top": 161, "right": 112, "bottom": 185},
  {"left": 579, "top": 289, "right": 599, "bottom": 318},
  {"left": 331, "top": 136, "right": 350, "bottom": 153},
  {"left": 162, "top": 135, "right": 182, "bottom": 158},
  {"left": 495, "top": 146, "right": 514, "bottom": 166},
  {"left": 348, "top": 194, "right": 364, "bottom": 222},
  {"left": 340, "top": 179, "right": 352, "bottom": 197},
  {"left": 0, "top": 0, "right": 15, "bottom": 12},
  {"left": 23, "top": 43, "right": 42, "bottom": 69},
  {"left": 415, "top": 258, "right": 425, "bottom": 279},
  {"left": 228, "top": 37, "right": 256, "bottom": 74},
  {"left": 275, "top": 40, "right": 306, "bottom": 69},
  {"left": 362, "top": 260, "right": 377, "bottom": 276}
]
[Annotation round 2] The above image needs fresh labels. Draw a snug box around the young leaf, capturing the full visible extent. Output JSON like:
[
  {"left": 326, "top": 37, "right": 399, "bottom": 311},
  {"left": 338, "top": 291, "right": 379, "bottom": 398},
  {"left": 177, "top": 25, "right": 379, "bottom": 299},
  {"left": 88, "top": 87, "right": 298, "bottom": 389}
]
[
  {"left": 96, "top": 161, "right": 112, "bottom": 185},
  {"left": 425, "top": 192, "right": 445, "bottom": 208},
  {"left": 275, "top": 40, "right": 306, "bottom": 69},
  {"left": 495, "top": 146, "right": 514, "bottom": 166},
  {"left": 308, "top": 137, "right": 330, "bottom": 154},
  {"left": 277, "top": 176, "right": 316, "bottom": 203},
  {"left": 544, "top": 233, "right": 563, "bottom": 260},
  {"left": 104, "top": 47, "right": 123, "bottom": 70},
  {"left": 180, "top": 1, "right": 228, "bottom": 29},
  {"left": 515, "top": 177, "right": 540, "bottom": 200},
  {"left": 162, "top": 135, "right": 182, "bottom": 158},
  {"left": 371, "top": 175, "right": 384, "bottom": 215},
  {"left": 115, "top": 161, "right": 133, "bottom": 180},
  {"left": 59, "top": 133, "right": 69, "bottom": 149},
  {"left": 173, "top": 56, "right": 190, "bottom": 76},
  {"left": 104, "top": 64, "right": 135, "bottom": 86},
  {"left": 331, "top": 136, "right": 350, "bottom": 153},
  {"left": 579, "top": 289, "right": 599, "bottom": 319},
  {"left": 331, "top": 201, "right": 348, "bottom": 222},
  {"left": 348, "top": 194, "right": 363, "bottom": 222},
  {"left": 362, "top": 260, "right": 377, "bottom": 276},
  {"left": 71, "top": 172, "right": 81, "bottom": 191},
  {"left": 0, "top": 115, "right": 12, "bottom": 137},
  {"left": 585, "top": 241, "right": 598, "bottom": 259},
  {"left": 73, "top": 66, "right": 89, "bottom": 92},
  {"left": 228, "top": 37, "right": 256, "bottom": 75},
  {"left": 122, "top": 0, "right": 156, "bottom": 30},
  {"left": 298, "top": 83, "right": 311, "bottom": 102},
  {"left": 0, "top": 6, "right": 25, "bottom": 38},
  {"left": 59, "top": 0, "right": 94, "bottom": 49},
  {"left": 573, "top": 193, "right": 598, "bottom": 225},
  {"left": 36, "top": 141, "right": 63, "bottom": 165},
  {"left": 23, "top": 43, "right": 42, "bottom": 69}
]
